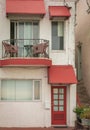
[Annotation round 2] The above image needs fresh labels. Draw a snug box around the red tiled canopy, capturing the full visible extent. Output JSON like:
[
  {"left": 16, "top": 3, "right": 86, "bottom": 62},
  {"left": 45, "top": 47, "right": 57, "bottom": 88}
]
[
  {"left": 49, "top": 6, "right": 71, "bottom": 19},
  {"left": 48, "top": 65, "right": 77, "bottom": 84},
  {"left": 6, "top": 0, "right": 46, "bottom": 17}
]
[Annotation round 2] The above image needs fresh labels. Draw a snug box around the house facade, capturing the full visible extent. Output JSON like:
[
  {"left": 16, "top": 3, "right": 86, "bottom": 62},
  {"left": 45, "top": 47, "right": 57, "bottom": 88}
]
[
  {"left": 75, "top": 0, "right": 90, "bottom": 96},
  {"left": 0, "top": 0, "right": 77, "bottom": 128}
]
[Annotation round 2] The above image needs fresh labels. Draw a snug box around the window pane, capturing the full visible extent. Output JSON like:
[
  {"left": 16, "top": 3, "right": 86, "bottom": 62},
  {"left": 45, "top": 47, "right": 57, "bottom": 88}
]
[
  {"left": 16, "top": 80, "right": 33, "bottom": 100},
  {"left": 53, "top": 88, "right": 58, "bottom": 93},
  {"left": 1, "top": 80, "right": 15, "bottom": 100},
  {"left": 34, "top": 80, "right": 40, "bottom": 100},
  {"left": 17, "top": 22, "right": 24, "bottom": 57},
  {"left": 59, "top": 100, "right": 64, "bottom": 105},
  {"left": 59, "top": 94, "right": 64, "bottom": 99},
  {"left": 59, "top": 88, "right": 64, "bottom": 93},
  {"left": 54, "top": 100, "right": 58, "bottom": 105},
  {"left": 59, "top": 106, "right": 64, "bottom": 111},
  {"left": 54, "top": 106, "right": 58, "bottom": 111},
  {"left": 58, "top": 22, "right": 64, "bottom": 37},
  {"left": 24, "top": 22, "right": 32, "bottom": 45},
  {"left": 52, "top": 22, "right": 58, "bottom": 36},
  {"left": 52, "top": 21, "right": 64, "bottom": 50},
  {"left": 33, "top": 22, "right": 39, "bottom": 40},
  {"left": 54, "top": 94, "right": 58, "bottom": 99}
]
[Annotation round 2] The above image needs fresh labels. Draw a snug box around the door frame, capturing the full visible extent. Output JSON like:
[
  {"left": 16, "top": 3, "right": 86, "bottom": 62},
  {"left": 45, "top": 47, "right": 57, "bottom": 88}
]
[{"left": 51, "top": 86, "right": 67, "bottom": 125}]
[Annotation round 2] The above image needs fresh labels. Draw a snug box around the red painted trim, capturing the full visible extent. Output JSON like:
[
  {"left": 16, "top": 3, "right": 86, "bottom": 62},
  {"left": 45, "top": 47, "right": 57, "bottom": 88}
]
[{"left": 0, "top": 58, "right": 52, "bottom": 67}]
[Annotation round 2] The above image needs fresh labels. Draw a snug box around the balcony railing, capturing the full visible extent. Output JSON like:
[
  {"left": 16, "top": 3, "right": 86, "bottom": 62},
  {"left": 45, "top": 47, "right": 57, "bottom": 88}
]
[{"left": 2, "top": 39, "right": 49, "bottom": 58}]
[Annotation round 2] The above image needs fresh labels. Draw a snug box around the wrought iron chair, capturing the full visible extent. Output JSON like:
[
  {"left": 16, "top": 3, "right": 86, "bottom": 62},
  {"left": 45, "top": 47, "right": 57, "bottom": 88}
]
[
  {"left": 33, "top": 43, "right": 48, "bottom": 57},
  {"left": 2, "top": 42, "right": 18, "bottom": 57}
]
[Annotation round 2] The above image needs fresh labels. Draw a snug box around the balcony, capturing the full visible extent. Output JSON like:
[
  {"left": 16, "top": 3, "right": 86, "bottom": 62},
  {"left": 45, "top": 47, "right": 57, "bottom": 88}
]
[{"left": 0, "top": 39, "right": 52, "bottom": 67}]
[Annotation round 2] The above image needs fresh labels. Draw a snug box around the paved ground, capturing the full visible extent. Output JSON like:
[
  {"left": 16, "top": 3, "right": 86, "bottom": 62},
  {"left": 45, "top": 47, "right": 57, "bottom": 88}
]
[{"left": 0, "top": 127, "right": 74, "bottom": 130}]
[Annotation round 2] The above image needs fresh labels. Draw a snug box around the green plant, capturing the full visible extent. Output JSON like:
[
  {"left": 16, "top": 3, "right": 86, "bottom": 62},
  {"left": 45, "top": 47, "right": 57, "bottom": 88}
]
[
  {"left": 80, "top": 106, "right": 90, "bottom": 119},
  {"left": 73, "top": 106, "right": 84, "bottom": 116}
]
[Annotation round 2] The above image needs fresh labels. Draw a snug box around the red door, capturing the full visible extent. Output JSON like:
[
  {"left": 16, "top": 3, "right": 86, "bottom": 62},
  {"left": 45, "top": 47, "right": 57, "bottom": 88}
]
[{"left": 51, "top": 86, "right": 66, "bottom": 125}]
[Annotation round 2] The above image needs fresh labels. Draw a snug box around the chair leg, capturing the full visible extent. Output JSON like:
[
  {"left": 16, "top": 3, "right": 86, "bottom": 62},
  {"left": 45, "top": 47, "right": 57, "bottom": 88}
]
[{"left": 4, "top": 51, "right": 9, "bottom": 57}]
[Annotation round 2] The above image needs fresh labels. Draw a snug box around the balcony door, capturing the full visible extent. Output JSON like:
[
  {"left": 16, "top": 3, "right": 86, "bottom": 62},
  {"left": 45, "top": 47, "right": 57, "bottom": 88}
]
[
  {"left": 10, "top": 21, "right": 39, "bottom": 56},
  {"left": 51, "top": 86, "right": 66, "bottom": 125}
]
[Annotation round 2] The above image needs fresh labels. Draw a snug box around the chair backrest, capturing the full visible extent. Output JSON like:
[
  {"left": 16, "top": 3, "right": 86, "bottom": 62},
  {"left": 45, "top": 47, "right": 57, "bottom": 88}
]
[
  {"left": 2, "top": 42, "right": 12, "bottom": 52},
  {"left": 33, "top": 43, "right": 48, "bottom": 55},
  {"left": 3, "top": 42, "right": 18, "bottom": 53}
]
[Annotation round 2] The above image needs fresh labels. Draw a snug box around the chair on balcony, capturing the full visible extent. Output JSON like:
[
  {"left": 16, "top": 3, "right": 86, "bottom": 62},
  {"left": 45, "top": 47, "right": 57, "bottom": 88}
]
[
  {"left": 33, "top": 43, "right": 49, "bottom": 57},
  {"left": 2, "top": 42, "right": 18, "bottom": 57}
]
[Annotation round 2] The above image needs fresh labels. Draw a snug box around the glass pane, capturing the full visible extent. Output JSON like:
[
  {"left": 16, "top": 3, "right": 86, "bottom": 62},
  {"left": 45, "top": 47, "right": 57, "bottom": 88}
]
[
  {"left": 1, "top": 80, "right": 15, "bottom": 100},
  {"left": 54, "top": 94, "right": 58, "bottom": 99},
  {"left": 24, "top": 22, "right": 32, "bottom": 45},
  {"left": 54, "top": 106, "right": 58, "bottom": 111},
  {"left": 52, "top": 22, "right": 58, "bottom": 36},
  {"left": 59, "top": 88, "right": 64, "bottom": 93},
  {"left": 58, "top": 22, "right": 64, "bottom": 37},
  {"left": 59, "top": 94, "right": 64, "bottom": 99},
  {"left": 33, "top": 22, "right": 39, "bottom": 40},
  {"left": 52, "top": 22, "right": 58, "bottom": 50},
  {"left": 59, "top": 106, "right": 64, "bottom": 111},
  {"left": 52, "top": 21, "right": 64, "bottom": 50},
  {"left": 17, "top": 22, "right": 24, "bottom": 57},
  {"left": 16, "top": 80, "right": 33, "bottom": 100},
  {"left": 54, "top": 100, "right": 58, "bottom": 105},
  {"left": 59, "top": 100, "right": 64, "bottom": 105},
  {"left": 53, "top": 88, "right": 58, "bottom": 93},
  {"left": 34, "top": 80, "right": 40, "bottom": 100},
  {"left": 60, "top": 37, "right": 64, "bottom": 50}
]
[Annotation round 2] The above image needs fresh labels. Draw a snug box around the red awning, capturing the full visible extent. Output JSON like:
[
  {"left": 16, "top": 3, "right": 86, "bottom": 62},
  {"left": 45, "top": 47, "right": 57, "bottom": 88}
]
[
  {"left": 6, "top": 0, "right": 46, "bottom": 17},
  {"left": 49, "top": 6, "right": 71, "bottom": 19},
  {"left": 48, "top": 65, "right": 77, "bottom": 84}
]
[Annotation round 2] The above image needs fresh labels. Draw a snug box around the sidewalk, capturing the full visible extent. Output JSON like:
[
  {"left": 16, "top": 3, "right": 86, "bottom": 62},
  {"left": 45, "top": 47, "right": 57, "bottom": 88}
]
[{"left": 0, "top": 127, "right": 74, "bottom": 130}]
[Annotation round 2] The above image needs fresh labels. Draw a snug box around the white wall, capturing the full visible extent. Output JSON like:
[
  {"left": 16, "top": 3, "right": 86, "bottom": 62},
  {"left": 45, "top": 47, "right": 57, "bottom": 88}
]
[{"left": 0, "top": 0, "right": 10, "bottom": 58}]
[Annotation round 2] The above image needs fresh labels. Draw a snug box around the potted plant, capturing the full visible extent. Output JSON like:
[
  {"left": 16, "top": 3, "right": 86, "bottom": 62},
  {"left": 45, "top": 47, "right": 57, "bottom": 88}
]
[
  {"left": 80, "top": 106, "right": 90, "bottom": 126},
  {"left": 73, "top": 105, "right": 84, "bottom": 123}
]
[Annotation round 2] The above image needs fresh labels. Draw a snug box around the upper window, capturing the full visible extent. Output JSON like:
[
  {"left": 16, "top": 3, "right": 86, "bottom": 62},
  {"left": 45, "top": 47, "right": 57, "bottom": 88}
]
[
  {"left": 10, "top": 21, "right": 39, "bottom": 57},
  {"left": 52, "top": 21, "right": 64, "bottom": 50},
  {"left": 1, "top": 80, "right": 41, "bottom": 101}
]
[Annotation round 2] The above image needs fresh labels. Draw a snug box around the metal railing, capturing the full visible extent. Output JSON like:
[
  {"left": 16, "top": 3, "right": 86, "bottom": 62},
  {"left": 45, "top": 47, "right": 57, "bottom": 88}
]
[{"left": 2, "top": 39, "right": 49, "bottom": 58}]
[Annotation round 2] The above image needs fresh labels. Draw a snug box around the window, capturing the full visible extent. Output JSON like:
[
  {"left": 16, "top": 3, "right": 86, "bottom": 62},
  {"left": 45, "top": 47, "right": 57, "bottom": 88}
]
[
  {"left": 10, "top": 21, "right": 39, "bottom": 57},
  {"left": 1, "top": 80, "right": 41, "bottom": 101},
  {"left": 52, "top": 21, "right": 64, "bottom": 50},
  {"left": 10, "top": 21, "right": 39, "bottom": 40}
]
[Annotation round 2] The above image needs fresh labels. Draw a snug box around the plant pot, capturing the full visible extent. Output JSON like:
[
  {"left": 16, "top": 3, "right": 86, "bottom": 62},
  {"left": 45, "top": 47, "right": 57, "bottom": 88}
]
[
  {"left": 82, "top": 118, "right": 90, "bottom": 126},
  {"left": 77, "top": 115, "right": 82, "bottom": 123}
]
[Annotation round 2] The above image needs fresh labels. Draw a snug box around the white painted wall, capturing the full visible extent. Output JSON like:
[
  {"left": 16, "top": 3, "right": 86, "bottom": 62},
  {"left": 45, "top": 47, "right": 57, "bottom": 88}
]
[
  {"left": 0, "top": 67, "right": 51, "bottom": 127},
  {"left": 0, "top": 0, "right": 10, "bottom": 58}
]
